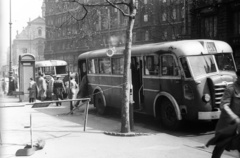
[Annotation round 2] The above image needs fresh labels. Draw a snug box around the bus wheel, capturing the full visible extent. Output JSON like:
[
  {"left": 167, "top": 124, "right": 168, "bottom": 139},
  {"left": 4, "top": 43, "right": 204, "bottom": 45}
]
[
  {"left": 160, "top": 99, "right": 180, "bottom": 130},
  {"left": 94, "top": 92, "right": 106, "bottom": 115}
]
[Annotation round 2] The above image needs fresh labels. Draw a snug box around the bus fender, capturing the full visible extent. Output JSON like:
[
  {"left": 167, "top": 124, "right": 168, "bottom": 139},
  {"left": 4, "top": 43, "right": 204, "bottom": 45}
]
[
  {"left": 153, "top": 92, "right": 182, "bottom": 120},
  {"left": 93, "top": 86, "right": 106, "bottom": 108}
]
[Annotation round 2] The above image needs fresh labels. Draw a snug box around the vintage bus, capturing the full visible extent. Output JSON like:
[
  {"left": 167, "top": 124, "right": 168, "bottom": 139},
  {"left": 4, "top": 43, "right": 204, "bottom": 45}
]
[
  {"left": 35, "top": 60, "right": 68, "bottom": 79},
  {"left": 78, "top": 40, "right": 237, "bottom": 129}
]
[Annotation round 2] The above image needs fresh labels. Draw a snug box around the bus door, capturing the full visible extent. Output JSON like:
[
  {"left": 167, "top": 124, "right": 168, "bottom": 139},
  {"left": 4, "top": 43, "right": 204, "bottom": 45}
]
[
  {"left": 160, "top": 54, "right": 183, "bottom": 103},
  {"left": 131, "top": 57, "right": 143, "bottom": 109},
  {"left": 79, "top": 60, "right": 87, "bottom": 82}
]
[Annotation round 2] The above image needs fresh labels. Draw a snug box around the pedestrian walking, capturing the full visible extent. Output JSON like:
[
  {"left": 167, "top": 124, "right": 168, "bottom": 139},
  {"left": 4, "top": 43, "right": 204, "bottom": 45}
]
[
  {"left": 38, "top": 73, "right": 47, "bottom": 101},
  {"left": 53, "top": 75, "right": 66, "bottom": 106},
  {"left": 0, "top": 79, "right": 3, "bottom": 96},
  {"left": 47, "top": 75, "right": 54, "bottom": 100},
  {"left": 69, "top": 77, "right": 78, "bottom": 109},
  {"left": 28, "top": 78, "right": 38, "bottom": 103},
  {"left": 1, "top": 78, "right": 7, "bottom": 94},
  {"left": 8, "top": 76, "right": 17, "bottom": 96},
  {"left": 206, "top": 70, "right": 240, "bottom": 158},
  {"left": 71, "top": 74, "right": 88, "bottom": 112},
  {"left": 64, "top": 80, "right": 70, "bottom": 99}
]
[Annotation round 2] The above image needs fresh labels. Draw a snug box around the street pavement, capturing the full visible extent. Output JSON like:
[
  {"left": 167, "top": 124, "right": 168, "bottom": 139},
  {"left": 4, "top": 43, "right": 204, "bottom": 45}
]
[{"left": 0, "top": 95, "right": 237, "bottom": 158}]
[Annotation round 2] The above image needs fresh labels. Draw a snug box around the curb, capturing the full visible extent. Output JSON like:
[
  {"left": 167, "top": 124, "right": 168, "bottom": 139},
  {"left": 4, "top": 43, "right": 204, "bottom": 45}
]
[
  {"left": 104, "top": 131, "right": 151, "bottom": 137},
  {"left": 0, "top": 104, "right": 25, "bottom": 108}
]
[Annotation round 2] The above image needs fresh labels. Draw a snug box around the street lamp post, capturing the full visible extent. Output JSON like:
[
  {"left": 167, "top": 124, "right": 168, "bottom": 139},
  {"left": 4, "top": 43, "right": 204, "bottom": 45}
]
[{"left": 8, "top": 0, "right": 13, "bottom": 95}]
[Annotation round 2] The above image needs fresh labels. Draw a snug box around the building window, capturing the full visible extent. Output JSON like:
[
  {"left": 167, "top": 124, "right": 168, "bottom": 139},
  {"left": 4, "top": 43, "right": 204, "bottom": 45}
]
[
  {"left": 162, "top": 12, "right": 167, "bottom": 21},
  {"left": 145, "top": 31, "right": 149, "bottom": 41},
  {"left": 22, "top": 48, "right": 28, "bottom": 53},
  {"left": 123, "top": 18, "right": 128, "bottom": 26},
  {"left": 234, "top": 11, "right": 240, "bottom": 35},
  {"left": 38, "top": 28, "right": 42, "bottom": 36},
  {"left": 181, "top": 7, "right": 185, "bottom": 19},
  {"left": 162, "top": 31, "right": 168, "bottom": 40},
  {"left": 96, "top": 10, "right": 101, "bottom": 31},
  {"left": 144, "top": 14, "right": 148, "bottom": 22},
  {"left": 133, "top": 32, "right": 136, "bottom": 42},
  {"left": 172, "top": 8, "right": 176, "bottom": 20},
  {"left": 201, "top": 16, "right": 217, "bottom": 38}
]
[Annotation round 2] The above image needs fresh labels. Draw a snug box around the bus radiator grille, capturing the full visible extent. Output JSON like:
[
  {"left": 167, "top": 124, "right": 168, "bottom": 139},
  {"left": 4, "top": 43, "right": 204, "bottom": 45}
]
[{"left": 213, "top": 82, "right": 232, "bottom": 108}]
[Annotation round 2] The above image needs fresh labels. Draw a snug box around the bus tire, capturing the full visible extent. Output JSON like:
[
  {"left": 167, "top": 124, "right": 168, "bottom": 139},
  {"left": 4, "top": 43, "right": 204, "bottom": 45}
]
[
  {"left": 160, "top": 99, "right": 180, "bottom": 130},
  {"left": 94, "top": 92, "right": 106, "bottom": 115}
]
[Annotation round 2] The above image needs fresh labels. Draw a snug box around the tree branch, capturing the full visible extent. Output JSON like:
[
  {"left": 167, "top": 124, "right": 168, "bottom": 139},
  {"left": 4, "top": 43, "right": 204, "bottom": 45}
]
[{"left": 106, "top": 0, "right": 131, "bottom": 17}]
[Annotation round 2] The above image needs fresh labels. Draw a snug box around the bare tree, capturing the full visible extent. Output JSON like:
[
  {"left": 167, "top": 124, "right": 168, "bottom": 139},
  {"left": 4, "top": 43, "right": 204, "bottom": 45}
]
[
  {"left": 46, "top": 0, "right": 138, "bottom": 133},
  {"left": 100, "top": 0, "right": 138, "bottom": 133},
  {"left": 107, "top": 0, "right": 138, "bottom": 133}
]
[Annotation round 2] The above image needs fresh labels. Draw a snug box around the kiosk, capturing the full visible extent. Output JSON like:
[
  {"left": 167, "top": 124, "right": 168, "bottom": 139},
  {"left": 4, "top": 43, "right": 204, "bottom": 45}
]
[{"left": 19, "top": 54, "right": 35, "bottom": 102}]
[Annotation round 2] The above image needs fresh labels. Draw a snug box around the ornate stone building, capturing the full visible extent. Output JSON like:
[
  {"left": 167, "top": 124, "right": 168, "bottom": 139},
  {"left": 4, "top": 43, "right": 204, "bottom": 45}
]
[
  {"left": 12, "top": 16, "right": 45, "bottom": 65},
  {"left": 44, "top": 0, "right": 191, "bottom": 73},
  {"left": 191, "top": 0, "right": 240, "bottom": 68}
]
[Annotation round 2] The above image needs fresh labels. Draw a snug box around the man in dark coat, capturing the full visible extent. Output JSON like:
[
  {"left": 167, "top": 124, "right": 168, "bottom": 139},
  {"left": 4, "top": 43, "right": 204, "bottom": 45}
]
[
  {"left": 206, "top": 70, "right": 240, "bottom": 158},
  {"left": 53, "top": 76, "right": 66, "bottom": 106},
  {"left": 28, "top": 78, "right": 38, "bottom": 103},
  {"left": 8, "top": 76, "right": 17, "bottom": 96}
]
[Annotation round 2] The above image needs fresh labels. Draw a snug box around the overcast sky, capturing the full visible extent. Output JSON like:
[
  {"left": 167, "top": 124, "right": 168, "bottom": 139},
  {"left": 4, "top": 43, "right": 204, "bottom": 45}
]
[{"left": 0, "top": 0, "right": 43, "bottom": 66}]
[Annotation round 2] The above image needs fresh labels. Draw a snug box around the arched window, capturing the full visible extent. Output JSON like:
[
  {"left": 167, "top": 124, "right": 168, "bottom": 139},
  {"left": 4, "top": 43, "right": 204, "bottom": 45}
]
[{"left": 38, "top": 28, "right": 42, "bottom": 36}]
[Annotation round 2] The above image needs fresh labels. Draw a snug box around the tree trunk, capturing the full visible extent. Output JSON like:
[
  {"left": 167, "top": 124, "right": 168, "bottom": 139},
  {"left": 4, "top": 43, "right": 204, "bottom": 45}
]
[{"left": 121, "top": 1, "right": 136, "bottom": 133}]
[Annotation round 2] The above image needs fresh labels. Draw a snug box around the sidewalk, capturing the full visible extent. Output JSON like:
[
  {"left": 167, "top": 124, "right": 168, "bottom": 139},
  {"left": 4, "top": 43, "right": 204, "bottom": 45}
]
[
  {"left": 0, "top": 95, "right": 28, "bottom": 107},
  {"left": 0, "top": 96, "right": 236, "bottom": 158}
]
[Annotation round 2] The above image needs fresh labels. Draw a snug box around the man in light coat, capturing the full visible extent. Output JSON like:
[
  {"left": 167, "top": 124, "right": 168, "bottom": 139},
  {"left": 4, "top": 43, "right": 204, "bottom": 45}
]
[{"left": 38, "top": 73, "right": 47, "bottom": 101}]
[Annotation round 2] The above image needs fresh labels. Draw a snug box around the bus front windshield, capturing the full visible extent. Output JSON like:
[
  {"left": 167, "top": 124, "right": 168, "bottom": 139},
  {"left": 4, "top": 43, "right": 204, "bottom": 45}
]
[
  {"left": 56, "top": 66, "right": 67, "bottom": 74},
  {"left": 187, "top": 53, "right": 235, "bottom": 78},
  {"left": 188, "top": 55, "right": 217, "bottom": 77},
  {"left": 215, "top": 53, "right": 235, "bottom": 71}
]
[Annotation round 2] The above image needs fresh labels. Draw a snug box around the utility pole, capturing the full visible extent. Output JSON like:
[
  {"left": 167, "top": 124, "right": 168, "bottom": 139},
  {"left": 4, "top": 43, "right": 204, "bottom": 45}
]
[{"left": 8, "top": 0, "right": 13, "bottom": 95}]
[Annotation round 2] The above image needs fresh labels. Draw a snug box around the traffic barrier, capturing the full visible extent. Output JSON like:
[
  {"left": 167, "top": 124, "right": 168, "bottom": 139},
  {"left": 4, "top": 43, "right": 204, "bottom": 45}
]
[
  {"left": 31, "top": 98, "right": 91, "bottom": 132},
  {"left": 16, "top": 114, "right": 36, "bottom": 156},
  {"left": 12, "top": 91, "right": 24, "bottom": 95}
]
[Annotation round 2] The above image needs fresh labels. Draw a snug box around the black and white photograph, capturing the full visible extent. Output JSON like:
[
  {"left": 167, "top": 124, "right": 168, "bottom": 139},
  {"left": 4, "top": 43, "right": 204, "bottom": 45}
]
[{"left": 0, "top": 0, "right": 240, "bottom": 157}]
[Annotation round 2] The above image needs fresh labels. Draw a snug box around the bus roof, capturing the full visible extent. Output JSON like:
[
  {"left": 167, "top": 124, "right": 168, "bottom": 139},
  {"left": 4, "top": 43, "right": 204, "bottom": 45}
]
[
  {"left": 35, "top": 60, "right": 67, "bottom": 67},
  {"left": 78, "top": 39, "right": 233, "bottom": 59}
]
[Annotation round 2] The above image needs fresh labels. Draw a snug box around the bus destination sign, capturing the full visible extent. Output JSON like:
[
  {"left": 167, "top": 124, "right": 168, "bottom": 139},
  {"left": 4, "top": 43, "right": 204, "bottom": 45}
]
[{"left": 206, "top": 42, "right": 217, "bottom": 53}]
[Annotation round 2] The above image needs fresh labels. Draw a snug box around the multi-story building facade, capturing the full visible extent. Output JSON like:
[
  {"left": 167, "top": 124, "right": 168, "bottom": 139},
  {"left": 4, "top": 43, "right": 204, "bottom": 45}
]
[
  {"left": 44, "top": 0, "right": 191, "bottom": 73},
  {"left": 12, "top": 16, "right": 46, "bottom": 65},
  {"left": 191, "top": 0, "right": 240, "bottom": 68}
]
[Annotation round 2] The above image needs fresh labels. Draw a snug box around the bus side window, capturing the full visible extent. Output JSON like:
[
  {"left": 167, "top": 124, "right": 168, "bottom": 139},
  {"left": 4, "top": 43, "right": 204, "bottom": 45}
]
[
  {"left": 112, "top": 58, "right": 124, "bottom": 74},
  {"left": 144, "top": 55, "right": 159, "bottom": 75},
  {"left": 161, "top": 55, "right": 178, "bottom": 76},
  {"left": 88, "top": 59, "right": 97, "bottom": 74},
  {"left": 180, "top": 58, "right": 191, "bottom": 78},
  {"left": 99, "top": 58, "right": 111, "bottom": 74}
]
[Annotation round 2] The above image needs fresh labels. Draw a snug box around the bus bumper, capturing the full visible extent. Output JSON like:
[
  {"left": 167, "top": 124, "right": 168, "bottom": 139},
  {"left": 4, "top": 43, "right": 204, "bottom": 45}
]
[{"left": 198, "top": 111, "right": 221, "bottom": 120}]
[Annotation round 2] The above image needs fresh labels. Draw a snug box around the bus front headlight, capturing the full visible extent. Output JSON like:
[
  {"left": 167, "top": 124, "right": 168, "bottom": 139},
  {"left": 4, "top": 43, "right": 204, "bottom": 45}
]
[{"left": 202, "top": 94, "right": 211, "bottom": 103}]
